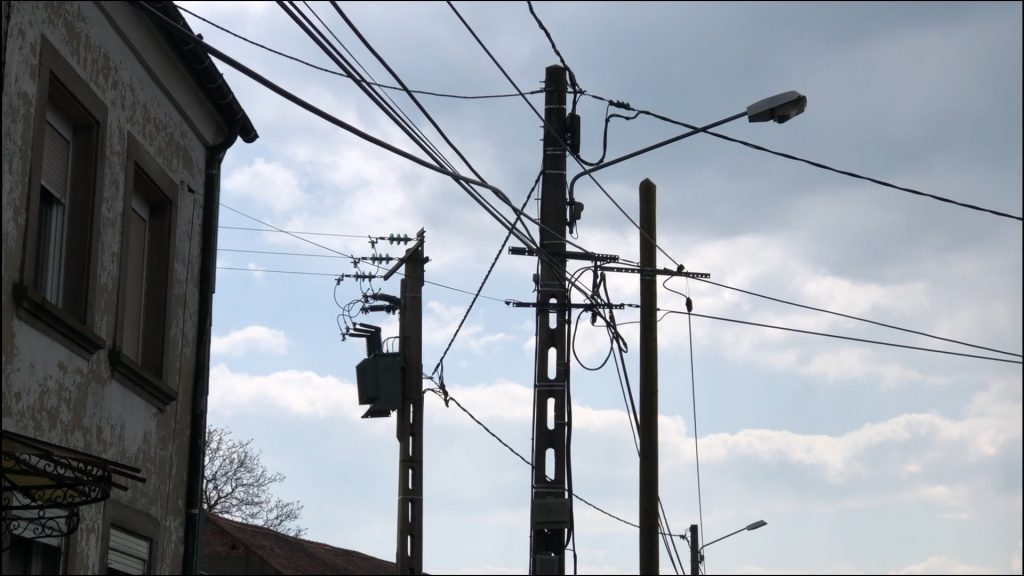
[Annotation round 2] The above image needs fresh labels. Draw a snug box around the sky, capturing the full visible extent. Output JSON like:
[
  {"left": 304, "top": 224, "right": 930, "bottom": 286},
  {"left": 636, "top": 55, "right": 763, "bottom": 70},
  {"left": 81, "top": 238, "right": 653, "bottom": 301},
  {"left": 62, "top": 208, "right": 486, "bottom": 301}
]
[{"left": 177, "top": 2, "right": 1021, "bottom": 574}]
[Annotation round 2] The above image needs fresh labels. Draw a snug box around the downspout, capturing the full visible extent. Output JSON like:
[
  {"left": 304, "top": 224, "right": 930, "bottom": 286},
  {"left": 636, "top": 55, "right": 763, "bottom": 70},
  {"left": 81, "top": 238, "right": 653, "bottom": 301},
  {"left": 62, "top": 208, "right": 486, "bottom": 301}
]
[{"left": 182, "top": 124, "right": 238, "bottom": 575}]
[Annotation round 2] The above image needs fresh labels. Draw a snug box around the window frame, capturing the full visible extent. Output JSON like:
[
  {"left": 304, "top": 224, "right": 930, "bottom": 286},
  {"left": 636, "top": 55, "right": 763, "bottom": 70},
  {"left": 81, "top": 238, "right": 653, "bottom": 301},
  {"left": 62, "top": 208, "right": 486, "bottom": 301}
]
[
  {"left": 101, "top": 501, "right": 159, "bottom": 576},
  {"left": 109, "top": 134, "right": 178, "bottom": 408},
  {"left": 15, "top": 38, "right": 106, "bottom": 359}
]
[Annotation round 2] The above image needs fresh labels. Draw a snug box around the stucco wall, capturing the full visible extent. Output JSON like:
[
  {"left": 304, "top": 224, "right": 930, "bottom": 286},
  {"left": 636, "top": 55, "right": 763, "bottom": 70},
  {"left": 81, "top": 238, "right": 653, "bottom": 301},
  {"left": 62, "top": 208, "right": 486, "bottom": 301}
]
[{"left": 2, "top": 2, "right": 230, "bottom": 572}]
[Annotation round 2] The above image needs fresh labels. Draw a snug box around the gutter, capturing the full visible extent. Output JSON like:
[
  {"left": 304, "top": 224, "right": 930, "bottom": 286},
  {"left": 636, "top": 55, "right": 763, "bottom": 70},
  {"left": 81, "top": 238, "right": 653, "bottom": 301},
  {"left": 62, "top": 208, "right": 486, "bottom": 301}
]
[{"left": 181, "top": 125, "right": 237, "bottom": 575}]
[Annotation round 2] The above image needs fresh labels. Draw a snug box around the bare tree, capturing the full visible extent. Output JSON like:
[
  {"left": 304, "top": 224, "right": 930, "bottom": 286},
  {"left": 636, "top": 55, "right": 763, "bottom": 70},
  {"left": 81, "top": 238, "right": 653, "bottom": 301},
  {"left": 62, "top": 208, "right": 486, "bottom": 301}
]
[{"left": 202, "top": 425, "right": 306, "bottom": 537}]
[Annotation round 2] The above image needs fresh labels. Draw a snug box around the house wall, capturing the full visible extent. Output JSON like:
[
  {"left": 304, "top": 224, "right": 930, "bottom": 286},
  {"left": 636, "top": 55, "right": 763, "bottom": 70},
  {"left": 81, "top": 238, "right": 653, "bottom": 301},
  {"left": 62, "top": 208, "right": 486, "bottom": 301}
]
[{"left": 2, "top": 2, "right": 231, "bottom": 572}]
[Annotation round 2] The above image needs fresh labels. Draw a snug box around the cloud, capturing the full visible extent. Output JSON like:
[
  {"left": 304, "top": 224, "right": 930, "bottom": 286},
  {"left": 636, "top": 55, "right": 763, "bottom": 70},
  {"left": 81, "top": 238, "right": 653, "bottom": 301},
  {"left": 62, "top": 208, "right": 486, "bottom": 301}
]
[
  {"left": 892, "top": 555, "right": 995, "bottom": 575},
  {"left": 211, "top": 325, "right": 289, "bottom": 357},
  {"left": 424, "top": 301, "right": 514, "bottom": 355},
  {"left": 208, "top": 363, "right": 365, "bottom": 420},
  {"left": 223, "top": 157, "right": 307, "bottom": 213}
]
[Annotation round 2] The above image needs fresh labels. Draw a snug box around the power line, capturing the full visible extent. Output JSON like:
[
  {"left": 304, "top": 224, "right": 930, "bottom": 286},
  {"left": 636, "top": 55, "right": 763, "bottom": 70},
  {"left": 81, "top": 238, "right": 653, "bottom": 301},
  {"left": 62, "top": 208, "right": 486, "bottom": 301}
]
[
  {"left": 684, "top": 301, "right": 705, "bottom": 558},
  {"left": 177, "top": 4, "right": 543, "bottom": 101},
  {"left": 526, "top": 1, "right": 580, "bottom": 93},
  {"left": 219, "top": 225, "right": 377, "bottom": 239},
  {"left": 219, "top": 202, "right": 508, "bottom": 302},
  {"left": 217, "top": 266, "right": 340, "bottom": 277},
  {"left": 683, "top": 277, "right": 1022, "bottom": 359},
  {"left": 136, "top": 2, "right": 517, "bottom": 207},
  {"left": 660, "top": 309, "right": 1023, "bottom": 365},
  {"left": 587, "top": 93, "right": 1023, "bottom": 223},
  {"left": 218, "top": 248, "right": 352, "bottom": 259}
]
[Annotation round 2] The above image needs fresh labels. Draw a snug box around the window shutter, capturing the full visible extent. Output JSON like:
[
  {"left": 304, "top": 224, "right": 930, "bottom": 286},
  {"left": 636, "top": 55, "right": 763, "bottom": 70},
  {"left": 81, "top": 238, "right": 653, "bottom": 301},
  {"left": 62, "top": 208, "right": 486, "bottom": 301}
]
[
  {"left": 108, "top": 527, "right": 150, "bottom": 575},
  {"left": 41, "top": 120, "right": 71, "bottom": 201}
]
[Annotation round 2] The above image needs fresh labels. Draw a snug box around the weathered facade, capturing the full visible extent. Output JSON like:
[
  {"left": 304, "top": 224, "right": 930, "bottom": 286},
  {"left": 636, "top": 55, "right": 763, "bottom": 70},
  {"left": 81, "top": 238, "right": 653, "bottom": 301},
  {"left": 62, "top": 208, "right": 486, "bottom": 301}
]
[{"left": 2, "top": 2, "right": 255, "bottom": 573}]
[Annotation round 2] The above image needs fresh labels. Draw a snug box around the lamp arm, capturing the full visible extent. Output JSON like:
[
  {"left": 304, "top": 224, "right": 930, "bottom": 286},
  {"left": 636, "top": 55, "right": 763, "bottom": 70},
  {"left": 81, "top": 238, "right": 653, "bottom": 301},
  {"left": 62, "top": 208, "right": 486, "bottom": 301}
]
[
  {"left": 699, "top": 526, "right": 746, "bottom": 552},
  {"left": 567, "top": 110, "right": 747, "bottom": 204}
]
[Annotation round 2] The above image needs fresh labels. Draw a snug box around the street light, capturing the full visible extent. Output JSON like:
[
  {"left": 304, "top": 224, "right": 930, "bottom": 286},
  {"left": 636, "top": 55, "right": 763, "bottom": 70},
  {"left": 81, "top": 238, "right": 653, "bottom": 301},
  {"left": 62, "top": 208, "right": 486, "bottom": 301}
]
[
  {"left": 689, "top": 520, "right": 768, "bottom": 575},
  {"left": 566, "top": 90, "right": 807, "bottom": 230}
]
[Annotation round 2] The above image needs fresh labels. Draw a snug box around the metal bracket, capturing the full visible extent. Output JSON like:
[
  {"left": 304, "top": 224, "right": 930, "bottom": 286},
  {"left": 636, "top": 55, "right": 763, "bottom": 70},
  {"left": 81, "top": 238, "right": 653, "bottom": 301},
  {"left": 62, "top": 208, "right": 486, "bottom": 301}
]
[
  {"left": 599, "top": 265, "right": 710, "bottom": 279},
  {"left": 509, "top": 246, "right": 619, "bottom": 263},
  {"left": 505, "top": 300, "right": 625, "bottom": 311}
]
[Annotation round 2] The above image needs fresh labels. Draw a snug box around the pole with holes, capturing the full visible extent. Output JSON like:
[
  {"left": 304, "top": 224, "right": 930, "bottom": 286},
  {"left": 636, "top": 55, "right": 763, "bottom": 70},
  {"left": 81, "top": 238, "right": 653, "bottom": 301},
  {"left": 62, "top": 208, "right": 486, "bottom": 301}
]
[
  {"left": 529, "top": 64, "right": 570, "bottom": 575},
  {"left": 394, "top": 231, "right": 425, "bottom": 574}
]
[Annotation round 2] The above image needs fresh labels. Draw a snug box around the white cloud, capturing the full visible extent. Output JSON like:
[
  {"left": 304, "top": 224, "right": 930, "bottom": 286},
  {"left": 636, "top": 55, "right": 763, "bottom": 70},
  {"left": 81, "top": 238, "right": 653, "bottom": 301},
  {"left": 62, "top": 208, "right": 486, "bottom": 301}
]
[
  {"left": 695, "top": 380, "right": 1021, "bottom": 483},
  {"left": 424, "top": 301, "right": 514, "bottom": 354},
  {"left": 223, "top": 157, "right": 307, "bottom": 213},
  {"left": 211, "top": 325, "right": 289, "bottom": 357},
  {"left": 245, "top": 262, "right": 265, "bottom": 279},
  {"left": 208, "top": 363, "right": 365, "bottom": 420},
  {"left": 893, "top": 555, "right": 994, "bottom": 575}
]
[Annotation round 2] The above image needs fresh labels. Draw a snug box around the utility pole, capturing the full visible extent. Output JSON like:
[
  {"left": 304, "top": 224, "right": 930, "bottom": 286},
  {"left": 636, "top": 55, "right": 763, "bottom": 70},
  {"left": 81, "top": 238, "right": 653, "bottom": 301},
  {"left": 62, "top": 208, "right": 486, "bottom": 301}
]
[
  {"left": 689, "top": 524, "right": 700, "bottom": 576},
  {"left": 388, "top": 231, "right": 426, "bottom": 575},
  {"left": 639, "top": 179, "right": 659, "bottom": 574},
  {"left": 529, "top": 64, "right": 570, "bottom": 576}
]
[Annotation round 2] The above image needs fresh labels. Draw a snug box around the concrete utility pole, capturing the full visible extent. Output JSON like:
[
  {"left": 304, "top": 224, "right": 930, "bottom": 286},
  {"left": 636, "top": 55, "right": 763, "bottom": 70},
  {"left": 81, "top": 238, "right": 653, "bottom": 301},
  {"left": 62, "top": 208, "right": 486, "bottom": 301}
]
[
  {"left": 390, "top": 231, "right": 426, "bottom": 575},
  {"left": 529, "top": 64, "right": 570, "bottom": 575},
  {"left": 639, "top": 179, "right": 659, "bottom": 574}
]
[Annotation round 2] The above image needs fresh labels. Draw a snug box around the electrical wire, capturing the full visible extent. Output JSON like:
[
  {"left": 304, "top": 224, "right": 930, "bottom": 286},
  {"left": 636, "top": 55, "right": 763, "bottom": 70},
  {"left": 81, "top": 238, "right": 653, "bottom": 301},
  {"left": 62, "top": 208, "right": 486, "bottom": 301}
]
[
  {"left": 586, "top": 93, "right": 1023, "bottom": 223},
  {"left": 219, "top": 225, "right": 380, "bottom": 238},
  {"left": 526, "top": 1, "right": 579, "bottom": 95},
  {"left": 220, "top": 203, "right": 509, "bottom": 301},
  {"left": 217, "top": 266, "right": 341, "bottom": 277},
  {"left": 684, "top": 292, "right": 706, "bottom": 562},
  {"left": 177, "top": 4, "right": 544, "bottom": 101},
  {"left": 683, "top": 277, "right": 1022, "bottom": 359},
  {"left": 660, "top": 309, "right": 1023, "bottom": 365},
  {"left": 218, "top": 248, "right": 353, "bottom": 259},
  {"left": 283, "top": 0, "right": 607, "bottom": 314}
]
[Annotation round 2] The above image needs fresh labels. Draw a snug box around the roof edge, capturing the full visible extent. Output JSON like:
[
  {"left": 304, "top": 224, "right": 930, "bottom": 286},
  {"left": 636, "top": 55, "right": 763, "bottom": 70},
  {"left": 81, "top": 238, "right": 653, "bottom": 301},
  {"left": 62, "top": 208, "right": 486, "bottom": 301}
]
[{"left": 138, "top": 1, "right": 258, "bottom": 143}]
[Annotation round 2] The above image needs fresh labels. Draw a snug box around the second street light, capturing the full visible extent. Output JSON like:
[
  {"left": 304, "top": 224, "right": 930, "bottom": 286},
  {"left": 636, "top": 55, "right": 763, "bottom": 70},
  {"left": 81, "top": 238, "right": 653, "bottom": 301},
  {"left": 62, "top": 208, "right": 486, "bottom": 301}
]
[{"left": 689, "top": 520, "right": 768, "bottom": 575}]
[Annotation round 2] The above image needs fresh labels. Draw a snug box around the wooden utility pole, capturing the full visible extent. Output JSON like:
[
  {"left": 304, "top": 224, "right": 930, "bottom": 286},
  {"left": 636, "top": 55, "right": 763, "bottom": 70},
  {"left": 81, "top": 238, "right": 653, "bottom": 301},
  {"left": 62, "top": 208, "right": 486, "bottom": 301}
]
[
  {"left": 639, "top": 179, "right": 659, "bottom": 574},
  {"left": 529, "top": 64, "right": 570, "bottom": 575},
  {"left": 391, "top": 231, "right": 425, "bottom": 574},
  {"left": 690, "top": 524, "right": 700, "bottom": 576}
]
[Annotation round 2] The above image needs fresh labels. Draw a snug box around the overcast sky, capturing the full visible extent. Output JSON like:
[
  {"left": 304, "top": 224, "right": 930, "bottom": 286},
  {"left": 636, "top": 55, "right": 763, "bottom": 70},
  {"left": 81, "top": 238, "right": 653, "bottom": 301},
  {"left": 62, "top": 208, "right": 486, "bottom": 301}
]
[{"left": 179, "top": 2, "right": 1021, "bottom": 574}]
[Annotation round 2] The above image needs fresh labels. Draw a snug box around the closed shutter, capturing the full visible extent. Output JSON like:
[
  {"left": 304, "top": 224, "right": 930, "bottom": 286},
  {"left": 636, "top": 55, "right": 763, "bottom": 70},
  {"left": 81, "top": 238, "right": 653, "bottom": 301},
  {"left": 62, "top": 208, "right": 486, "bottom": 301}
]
[{"left": 108, "top": 527, "right": 150, "bottom": 575}]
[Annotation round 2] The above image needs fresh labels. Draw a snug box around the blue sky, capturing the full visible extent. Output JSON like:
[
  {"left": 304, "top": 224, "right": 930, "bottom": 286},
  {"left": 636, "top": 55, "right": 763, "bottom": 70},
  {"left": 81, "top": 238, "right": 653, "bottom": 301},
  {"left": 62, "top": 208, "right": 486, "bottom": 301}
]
[{"left": 179, "top": 2, "right": 1021, "bottom": 573}]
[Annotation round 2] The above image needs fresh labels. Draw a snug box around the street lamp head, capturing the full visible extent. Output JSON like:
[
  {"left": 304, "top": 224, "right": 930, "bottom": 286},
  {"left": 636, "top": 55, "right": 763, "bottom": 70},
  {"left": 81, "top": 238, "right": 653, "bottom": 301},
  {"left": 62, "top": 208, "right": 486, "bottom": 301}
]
[
  {"left": 746, "top": 91, "right": 807, "bottom": 124},
  {"left": 745, "top": 520, "right": 767, "bottom": 531}
]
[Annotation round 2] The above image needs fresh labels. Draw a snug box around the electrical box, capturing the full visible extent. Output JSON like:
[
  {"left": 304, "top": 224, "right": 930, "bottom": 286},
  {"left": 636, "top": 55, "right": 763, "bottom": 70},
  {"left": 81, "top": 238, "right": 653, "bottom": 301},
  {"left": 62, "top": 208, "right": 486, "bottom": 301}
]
[{"left": 356, "top": 352, "right": 402, "bottom": 418}]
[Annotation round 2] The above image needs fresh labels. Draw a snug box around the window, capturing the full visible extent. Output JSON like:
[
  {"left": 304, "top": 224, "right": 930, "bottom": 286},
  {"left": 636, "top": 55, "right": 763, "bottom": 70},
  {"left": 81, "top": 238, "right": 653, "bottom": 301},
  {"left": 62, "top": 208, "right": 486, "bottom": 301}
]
[
  {"left": 4, "top": 492, "right": 68, "bottom": 575},
  {"left": 6, "top": 535, "right": 65, "bottom": 575},
  {"left": 109, "top": 136, "right": 177, "bottom": 406},
  {"left": 16, "top": 39, "right": 106, "bottom": 357},
  {"left": 107, "top": 527, "right": 151, "bottom": 575}
]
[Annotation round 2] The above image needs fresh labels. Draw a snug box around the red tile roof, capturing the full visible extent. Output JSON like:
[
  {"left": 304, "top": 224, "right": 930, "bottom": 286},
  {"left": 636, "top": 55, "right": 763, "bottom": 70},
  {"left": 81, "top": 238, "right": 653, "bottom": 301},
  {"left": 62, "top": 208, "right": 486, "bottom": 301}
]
[{"left": 203, "top": 513, "right": 397, "bottom": 575}]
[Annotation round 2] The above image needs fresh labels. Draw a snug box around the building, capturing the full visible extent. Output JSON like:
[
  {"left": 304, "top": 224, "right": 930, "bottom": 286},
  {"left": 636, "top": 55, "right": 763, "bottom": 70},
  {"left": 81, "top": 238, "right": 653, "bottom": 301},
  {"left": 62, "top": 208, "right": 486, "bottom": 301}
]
[
  {"left": 2, "top": 2, "right": 256, "bottom": 573},
  {"left": 202, "top": 513, "right": 398, "bottom": 575}
]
